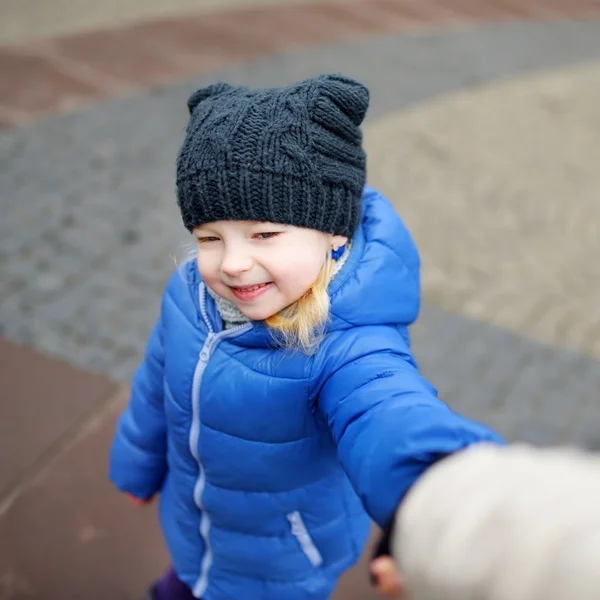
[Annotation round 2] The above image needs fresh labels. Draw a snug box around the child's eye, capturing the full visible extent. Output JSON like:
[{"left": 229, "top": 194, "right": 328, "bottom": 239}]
[
  {"left": 197, "top": 236, "right": 219, "bottom": 244},
  {"left": 254, "top": 232, "right": 280, "bottom": 240}
]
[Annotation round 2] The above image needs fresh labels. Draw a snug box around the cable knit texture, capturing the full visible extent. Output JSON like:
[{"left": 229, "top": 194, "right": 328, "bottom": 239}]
[{"left": 176, "top": 74, "right": 369, "bottom": 237}]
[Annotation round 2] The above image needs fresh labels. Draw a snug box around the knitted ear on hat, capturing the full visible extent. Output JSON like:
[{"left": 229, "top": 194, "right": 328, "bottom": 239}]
[
  {"left": 307, "top": 74, "right": 369, "bottom": 238},
  {"left": 311, "top": 74, "right": 370, "bottom": 161},
  {"left": 316, "top": 74, "right": 370, "bottom": 127},
  {"left": 187, "top": 82, "right": 238, "bottom": 115}
]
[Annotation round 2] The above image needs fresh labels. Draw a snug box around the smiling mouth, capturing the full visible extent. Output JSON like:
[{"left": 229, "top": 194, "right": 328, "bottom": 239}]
[
  {"left": 229, "top": 282, "right": 273, "bottom": 301},
  {"left": 232, "top": 283, "right": 269, "bottom": 292}
]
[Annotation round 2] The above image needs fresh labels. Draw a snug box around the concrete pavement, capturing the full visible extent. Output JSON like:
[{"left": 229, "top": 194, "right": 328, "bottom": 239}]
[{"left": 2, "top": 1, "right": 600, "bottom": 597}]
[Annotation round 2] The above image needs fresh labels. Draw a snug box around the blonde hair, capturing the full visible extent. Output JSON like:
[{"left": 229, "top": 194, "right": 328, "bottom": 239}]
[{"left": 265, "top": 255, "right": 336, "bottom": 354}]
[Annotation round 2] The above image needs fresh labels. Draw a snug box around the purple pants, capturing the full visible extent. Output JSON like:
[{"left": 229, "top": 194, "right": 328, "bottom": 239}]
[{"left": 152, "top": 567, "right": 197, "bottom": 600}]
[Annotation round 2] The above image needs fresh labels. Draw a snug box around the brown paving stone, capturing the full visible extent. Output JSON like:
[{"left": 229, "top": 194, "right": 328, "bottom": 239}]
[
  {"left": 39, "top": 27, "right": 195, "bottom": 88},
  {"left": 571, "top": 0, "right": 600, "bottom": 14},
  {"left": 375, "top": 0, "right": 461, "bottom": 25},
  {"left": 120, "top": 17, "right": 244, "bottom": 73},
  {"left": 430, "top": 0, "right": 503, "bottom": 20},
  {"left": 0, "top": 105, "right": 22, "bottom": 129},
  {"left": 189, "top": 9, "right": 309, "bottom": 55},
  {"left": 358, "top": 0, "right": 431, "bottom": 29},
  {"left": 542, "top": 0, "right": 591, "bottom": 10},
  {"left": 0, "top": 388, "right": 167, "bottom": 600},
  {"left": 358, "top": 0, "right": 445, "bottom": 30},
  {"left": 194, "top": 2, "right": 381, "bottom": 55},
  {"left": 332, "top": 527, "right": 381, "bottom": 600},
  {"left": 0, "top": 46, "right": 106, "bottom": 117},
  {"left": 144, "top": 11, "right": 299, "bottom": 76},
  {"left": 487, "top": 0, "right": 546, "bottom": 17},
  {"left": 0, "top": 337, "right": 117, "bottom": 501},
  {"left": 2, "top": 0, "right": 600, "bottom": 129},
  {"left": 299, "top": 3, "right": 394, "bottom": 36},
  {"left": 0, "top": 379, "right": 379, "bottom": 600},
  {"left": 523, "top": 0, "right": 596, "bottom": 17},
  {"left": 244, "top": 3, "right": 353, "bottom": 45}
]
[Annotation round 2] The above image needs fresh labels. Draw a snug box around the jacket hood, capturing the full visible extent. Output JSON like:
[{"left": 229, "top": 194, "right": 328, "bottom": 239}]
[{"left": 326, "top": 185, "right": 420, "bottom": 331}]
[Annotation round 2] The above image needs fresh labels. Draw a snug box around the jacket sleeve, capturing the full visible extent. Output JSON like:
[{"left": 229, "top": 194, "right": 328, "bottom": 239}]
[
  {"left": 109, "top": 312, "right": 167, "bottom": 500},
  {"left": 314, "top": 327, "right": 505, "bottom": 527}
]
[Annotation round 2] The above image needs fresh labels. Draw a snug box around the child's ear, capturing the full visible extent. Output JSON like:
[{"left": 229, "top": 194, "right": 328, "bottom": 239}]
[
  {"left": 330, "top": 234, "right": 349, "bottom": 250},
  {"left": 187, "top": 82, "right": 238, "bottom": 115}
]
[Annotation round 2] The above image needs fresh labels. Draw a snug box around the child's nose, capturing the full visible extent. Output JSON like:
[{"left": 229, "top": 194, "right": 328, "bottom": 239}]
[{"left": 220, "top": 249, "right": 253, "bottom": 277}]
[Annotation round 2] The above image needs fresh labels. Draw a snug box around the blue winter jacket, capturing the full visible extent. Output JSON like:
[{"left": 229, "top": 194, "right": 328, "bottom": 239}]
[{"left": 110, "top": 186, "right": 503, "bottom": 599}]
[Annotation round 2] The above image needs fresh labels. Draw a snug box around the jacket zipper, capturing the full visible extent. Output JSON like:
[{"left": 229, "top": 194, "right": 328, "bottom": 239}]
[{"left": 190, "top": 282, "right": 252, "bottom": 598}]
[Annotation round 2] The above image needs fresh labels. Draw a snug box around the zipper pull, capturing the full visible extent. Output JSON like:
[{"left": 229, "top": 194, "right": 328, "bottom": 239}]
[{"left": 199, "top": 333, "right": 214, "bottom": 361}]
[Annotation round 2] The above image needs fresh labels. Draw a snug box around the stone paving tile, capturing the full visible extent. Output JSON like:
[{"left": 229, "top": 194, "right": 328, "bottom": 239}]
[
  {"left": 3, "top": 20, "right": 600, "bottom": 382},
  {"left": 0, "top": 104, "right": 27, "bottom": 129},
  {"left": 0, "top": 46, "right": 107, "bottom": 120},
  {"left": 41, "top": 28, "right": 189, "bottom": 88},
  {"left": 194, "top": 6, "right": 338, "bottom": 51},
  {"left": 0, "top": 378, "right": 379, "bottom": 600},
  {"left": 0, "top": 0, "right": 342, "bottom": 45},
  {"left": 0, "top": 337, "right": 117, "bottom": 502},
  {"left": 373, "top": 0, "right": 461, "bottom": 24},
  {"left": 411, "top": 305, "right": 600, "bottom": 449},
  {"left": 1, "top": 0, "right": 600, "bottom": 128},
  {"left": 364, "top": 61, "right": 600, "bottom": 362},
  {"left": 0, "top": 388, "right": 170, "bottom": 600},
  {"left": 310, "top": 2, "right": 412, "bottom": 34},
  {"left": 1, "top": 309, "right": 597, "bottom": 599},
  {"left": 109, "top": 17, "right": 246, "bottom": 71},
  {"left": 1, "top": 9, "right": 600, "bottom": 599},
  {"left": 332, "top": 528, "right": 380, "bottom": 600},
  {"left": 4, "top": 310, "right": 597, "bottom": 600}
]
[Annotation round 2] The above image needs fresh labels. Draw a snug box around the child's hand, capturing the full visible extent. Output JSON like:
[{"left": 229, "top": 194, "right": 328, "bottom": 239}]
[
  {"left": 125, "top": 493, "right": 153, "bottom": 507},
  {"left": 371, "top": 511, "right": 405, "bottom": 599},
  {"left": 370, "top": 555, "right": 405, "bottom": 599}
]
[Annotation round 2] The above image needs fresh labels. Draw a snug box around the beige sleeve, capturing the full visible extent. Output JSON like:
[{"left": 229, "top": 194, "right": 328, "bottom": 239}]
[{"left": 393, "top": 443, "right": 600, "bottom": 600}]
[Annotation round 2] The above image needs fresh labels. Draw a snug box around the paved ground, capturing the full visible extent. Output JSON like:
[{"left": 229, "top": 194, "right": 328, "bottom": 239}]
[
  {"left": 2, "top": 0, "right": 600, "bottom": 598},
  {"left": 0, "top": 0, "right": 346, "bottom": 44}
]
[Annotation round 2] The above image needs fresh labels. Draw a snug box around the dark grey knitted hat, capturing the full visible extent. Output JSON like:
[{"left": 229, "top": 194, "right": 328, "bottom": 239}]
[{"left": 176, "top": 74, "right": 369, "bottom": 237}]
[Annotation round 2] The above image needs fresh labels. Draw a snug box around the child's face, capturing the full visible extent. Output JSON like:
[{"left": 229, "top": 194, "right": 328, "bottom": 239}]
[{"left": 193, "top": 221, "right": 347, "bottom": 321}]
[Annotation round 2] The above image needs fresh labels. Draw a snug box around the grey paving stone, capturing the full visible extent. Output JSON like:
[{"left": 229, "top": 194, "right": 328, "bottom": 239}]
[
  {"left": 411, "top": 304, "right": 600, "bottom": 447},
  {"left": 2, "top": 20, "right": 600, "bottom": 450}
]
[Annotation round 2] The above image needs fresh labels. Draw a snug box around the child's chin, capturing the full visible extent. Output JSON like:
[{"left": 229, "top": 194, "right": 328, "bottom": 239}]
[
  {"left": 237, "top": 307, "right": 271, "bottom": 321},
  {"left": 233, "top": 302, "right": 278, "bottom": 322}
]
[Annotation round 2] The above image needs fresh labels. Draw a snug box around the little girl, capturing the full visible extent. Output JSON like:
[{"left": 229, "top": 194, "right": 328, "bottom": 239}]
[{"left": 109, "top": 73, "right": 503, "bottom": 600}]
